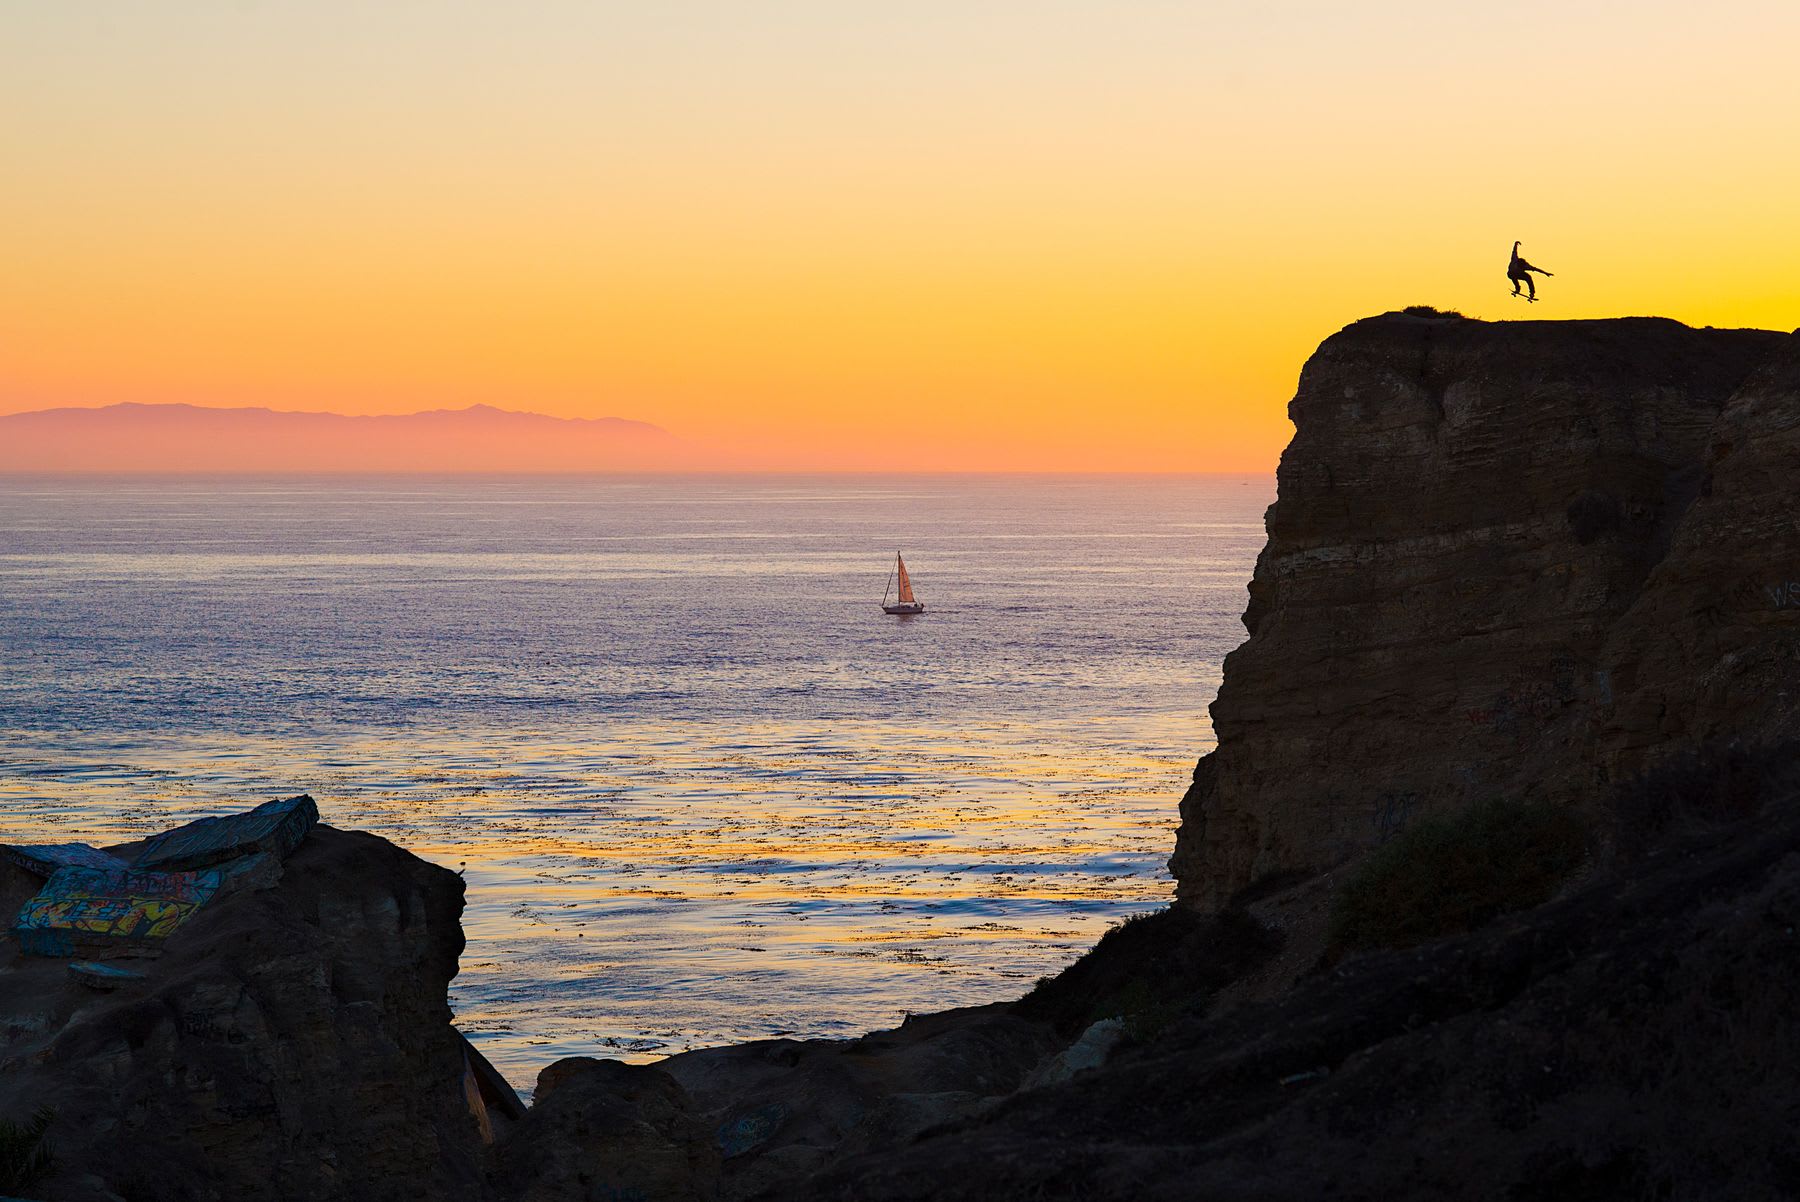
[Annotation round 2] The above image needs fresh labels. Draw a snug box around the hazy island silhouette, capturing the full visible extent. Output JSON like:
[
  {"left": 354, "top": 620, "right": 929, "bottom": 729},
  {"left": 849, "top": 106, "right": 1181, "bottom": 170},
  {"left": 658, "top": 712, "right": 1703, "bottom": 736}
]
[{"left": 0, "top": 402, "right": 689, "bottom": 473}]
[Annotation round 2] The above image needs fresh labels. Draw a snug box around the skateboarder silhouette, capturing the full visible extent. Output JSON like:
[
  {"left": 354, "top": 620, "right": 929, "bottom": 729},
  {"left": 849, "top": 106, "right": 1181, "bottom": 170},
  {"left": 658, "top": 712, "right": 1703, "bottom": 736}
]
[{"left": 1508, "top": 241, "right": 1552, "bottom": 302}]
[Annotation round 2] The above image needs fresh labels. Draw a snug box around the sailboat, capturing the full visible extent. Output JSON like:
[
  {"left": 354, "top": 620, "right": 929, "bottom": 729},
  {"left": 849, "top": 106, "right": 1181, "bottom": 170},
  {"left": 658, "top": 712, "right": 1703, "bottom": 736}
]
[{"left": 881, "top": 553, "right": 925, "bottom": 615}]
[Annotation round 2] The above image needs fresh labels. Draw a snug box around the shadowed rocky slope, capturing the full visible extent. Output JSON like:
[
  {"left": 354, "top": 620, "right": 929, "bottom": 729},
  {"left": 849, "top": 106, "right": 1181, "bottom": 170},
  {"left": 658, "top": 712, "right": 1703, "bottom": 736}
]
[
  {"left": 780, "top": 795, "right": 1800, "bottom": 1202},
  {"left": 1171, "top": 312, "right": 1796, "bottom": 907}
]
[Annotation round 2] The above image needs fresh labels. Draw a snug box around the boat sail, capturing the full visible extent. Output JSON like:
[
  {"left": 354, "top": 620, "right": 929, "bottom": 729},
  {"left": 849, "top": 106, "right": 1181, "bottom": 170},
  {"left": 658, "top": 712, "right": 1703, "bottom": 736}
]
[{"left": 881, "top": 553, "right": 924, "bottom": 615}]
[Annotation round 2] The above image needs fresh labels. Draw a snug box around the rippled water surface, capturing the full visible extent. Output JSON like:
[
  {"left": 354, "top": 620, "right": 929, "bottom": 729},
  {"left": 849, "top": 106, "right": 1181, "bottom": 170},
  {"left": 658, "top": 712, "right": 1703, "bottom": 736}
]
[{"left": 0, "top": 474, "right": 1271, "bottom": 1088}]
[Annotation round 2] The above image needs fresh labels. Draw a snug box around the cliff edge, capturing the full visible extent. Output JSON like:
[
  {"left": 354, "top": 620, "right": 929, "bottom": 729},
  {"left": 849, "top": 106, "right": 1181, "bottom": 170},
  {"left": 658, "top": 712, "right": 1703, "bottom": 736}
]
[{"left": 1171, "top": 311, "right": 1798, "bottom": 906}]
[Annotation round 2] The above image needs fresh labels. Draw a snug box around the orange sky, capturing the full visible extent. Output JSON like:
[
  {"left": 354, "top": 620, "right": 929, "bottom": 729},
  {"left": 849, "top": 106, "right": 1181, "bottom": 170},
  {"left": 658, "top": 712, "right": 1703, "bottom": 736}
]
[{"left": 5, "top": 3, "right": 1800, "bottom": 471}]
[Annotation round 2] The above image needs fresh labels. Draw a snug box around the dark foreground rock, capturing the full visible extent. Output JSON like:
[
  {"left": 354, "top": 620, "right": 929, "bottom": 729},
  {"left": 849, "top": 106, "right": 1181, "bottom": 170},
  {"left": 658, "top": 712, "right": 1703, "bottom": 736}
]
[
  {"left": 0, "top": 822, "right": 485, "bottom": 1202},
  {"left": 490, "top": 1003, "right": 1062, "bottom": 1202},
  {"left": 14, "top": 789, "right": 1797, "bottom": 1202},
  {"left": 491, "top": 1057, "right": 718, "bottom": 1202},
  {"left": 777, "top": 804, "right": 1800, "bottom": 1201},
  {"left": 655, "top": 1003, "right": 1061, "bottom": 1201}
]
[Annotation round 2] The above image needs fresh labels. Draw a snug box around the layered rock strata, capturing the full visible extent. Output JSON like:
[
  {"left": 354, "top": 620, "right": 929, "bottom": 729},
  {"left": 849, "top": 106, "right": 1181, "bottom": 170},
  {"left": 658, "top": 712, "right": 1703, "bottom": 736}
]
[
  {"left": 1598, "top": 331, "right": 1800, "bottom": 766},
  {"left": 1171, "top": 312, "right": 1796, "bottom": 906}
]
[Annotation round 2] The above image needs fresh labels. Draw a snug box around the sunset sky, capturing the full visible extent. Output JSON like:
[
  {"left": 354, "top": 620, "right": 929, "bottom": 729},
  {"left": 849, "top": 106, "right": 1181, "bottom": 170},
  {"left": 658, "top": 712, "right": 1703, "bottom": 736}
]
[{"left": 5, "top": 2, "right": 1800, "bottom": 471}]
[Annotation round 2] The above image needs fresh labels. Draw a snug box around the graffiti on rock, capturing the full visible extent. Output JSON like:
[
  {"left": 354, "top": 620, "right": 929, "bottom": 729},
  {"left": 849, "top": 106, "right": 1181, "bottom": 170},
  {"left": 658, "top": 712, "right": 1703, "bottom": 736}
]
[
  {"left": 1466, "top": 662, "right": 1580, "bottom": 738},
  {"left": 13, "top": 865, "right": 224, "bottom": 956},
  {"left": 1372, "top": 792, "right": 1419, "bottom": 844},
  {"left": 7, "top": 797, "right": 319, "bottom": 959},
  {"left": 717, "top": 1103, "right": 788, "bottom": 1159}
]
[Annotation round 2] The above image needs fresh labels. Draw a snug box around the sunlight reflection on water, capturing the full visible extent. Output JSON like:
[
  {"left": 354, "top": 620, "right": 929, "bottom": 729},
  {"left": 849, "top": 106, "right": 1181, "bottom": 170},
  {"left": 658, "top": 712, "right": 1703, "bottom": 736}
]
[
  {"left": 0, "top": 716, "right": 1198, "bottom": 1087},
  {"left": 0, "top": 473, "right": 1269, "bottom": 1090}
]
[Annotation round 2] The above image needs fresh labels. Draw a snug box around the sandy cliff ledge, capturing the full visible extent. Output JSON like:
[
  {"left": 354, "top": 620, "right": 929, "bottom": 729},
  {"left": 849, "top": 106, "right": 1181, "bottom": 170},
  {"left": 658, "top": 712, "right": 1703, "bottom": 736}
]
[{"left": 1171, "top": 311, "right": 1799, "bottom": 908}]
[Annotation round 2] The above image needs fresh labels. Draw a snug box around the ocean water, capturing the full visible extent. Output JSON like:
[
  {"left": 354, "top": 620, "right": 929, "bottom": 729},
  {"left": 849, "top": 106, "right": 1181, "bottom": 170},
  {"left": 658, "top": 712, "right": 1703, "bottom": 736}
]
[{"left": 0, "top": 473, "right": 1271, "bottom": 1088}]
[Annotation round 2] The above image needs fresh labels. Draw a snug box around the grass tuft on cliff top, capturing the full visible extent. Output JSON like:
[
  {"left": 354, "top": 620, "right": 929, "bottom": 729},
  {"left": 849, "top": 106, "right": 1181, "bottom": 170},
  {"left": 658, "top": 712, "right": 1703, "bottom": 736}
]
[{"left": 1330, "top": 799, "right": 1589, "bottom": 952}]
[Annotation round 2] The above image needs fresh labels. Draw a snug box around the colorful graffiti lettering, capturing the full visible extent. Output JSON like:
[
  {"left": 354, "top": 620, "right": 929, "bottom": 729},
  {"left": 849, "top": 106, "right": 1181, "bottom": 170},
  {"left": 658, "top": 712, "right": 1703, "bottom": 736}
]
[
  {"left": 17, "top": 896, "right": 196, "bottom": 940},
  {"left": 11, "top": 866, "right": 223, "bottom": 956}
]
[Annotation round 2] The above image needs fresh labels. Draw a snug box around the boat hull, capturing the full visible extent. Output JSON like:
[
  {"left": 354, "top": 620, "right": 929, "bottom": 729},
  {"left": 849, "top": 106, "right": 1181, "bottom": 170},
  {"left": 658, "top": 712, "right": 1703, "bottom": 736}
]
[{"left": 882, "top": 603, "right": 925, "bottom": 615}]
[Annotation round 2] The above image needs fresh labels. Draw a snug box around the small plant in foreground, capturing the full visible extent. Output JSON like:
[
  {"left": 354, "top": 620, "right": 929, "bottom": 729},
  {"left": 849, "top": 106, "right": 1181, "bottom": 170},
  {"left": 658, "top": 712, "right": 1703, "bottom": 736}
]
[
  {"left": 0, "top": 1106, "right": 56, "bottom": 1194},
  {"left": 1330, "top": 799, "right": 1588, "bottom": 952}
]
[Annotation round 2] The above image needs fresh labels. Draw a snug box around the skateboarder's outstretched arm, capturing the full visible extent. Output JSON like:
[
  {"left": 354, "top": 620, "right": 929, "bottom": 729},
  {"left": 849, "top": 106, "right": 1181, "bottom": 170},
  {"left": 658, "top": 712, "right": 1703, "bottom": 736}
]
[{"left": 1521, "top": 258, "right": 1553, "bottom": 277}]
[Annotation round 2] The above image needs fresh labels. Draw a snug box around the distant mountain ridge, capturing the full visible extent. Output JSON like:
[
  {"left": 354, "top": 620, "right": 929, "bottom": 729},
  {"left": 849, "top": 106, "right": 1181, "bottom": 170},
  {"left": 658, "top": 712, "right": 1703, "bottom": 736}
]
[{"left": 0, "top": 402, "right": 690, "bottom": 472}]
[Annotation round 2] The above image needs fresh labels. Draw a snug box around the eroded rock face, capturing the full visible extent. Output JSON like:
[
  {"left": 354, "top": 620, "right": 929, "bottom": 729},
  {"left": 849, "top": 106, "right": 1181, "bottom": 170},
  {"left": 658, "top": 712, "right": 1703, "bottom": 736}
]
[
  {"left": 1599, "top": 333, "right": 1800, "bottom": 769},
  {"left": 1170, "top": 312, "right": 1793, "bottom": 907},
  {"left": 0, "top": 825, "right": 482, "bottom": 1202}
]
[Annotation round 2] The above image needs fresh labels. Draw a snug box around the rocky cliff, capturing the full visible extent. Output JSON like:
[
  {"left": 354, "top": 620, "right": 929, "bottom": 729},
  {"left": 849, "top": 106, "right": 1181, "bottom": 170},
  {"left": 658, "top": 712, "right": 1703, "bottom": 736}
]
[
  {"left": 1598, "top": 331, "right": 1800, "bottom": 766},
  {"left": 0, "top": 823, "right": 486, "bottom": 1202},
  {"left": 1171, "top": 311, "right": 1799, "bottom": 907}
]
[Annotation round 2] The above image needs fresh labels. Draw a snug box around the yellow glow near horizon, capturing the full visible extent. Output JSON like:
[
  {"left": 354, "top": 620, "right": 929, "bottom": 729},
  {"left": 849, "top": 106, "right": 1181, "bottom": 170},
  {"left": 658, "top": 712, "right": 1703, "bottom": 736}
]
[{"left": 4, "top": 3, "right": 1799, "bottom": 470}]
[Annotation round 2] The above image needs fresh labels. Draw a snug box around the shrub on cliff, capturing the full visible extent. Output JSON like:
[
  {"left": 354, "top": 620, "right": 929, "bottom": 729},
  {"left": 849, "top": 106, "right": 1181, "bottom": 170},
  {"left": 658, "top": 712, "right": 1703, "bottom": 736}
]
[{"left": 1330, "top": 799, "right": 1588, "bottom": 951}]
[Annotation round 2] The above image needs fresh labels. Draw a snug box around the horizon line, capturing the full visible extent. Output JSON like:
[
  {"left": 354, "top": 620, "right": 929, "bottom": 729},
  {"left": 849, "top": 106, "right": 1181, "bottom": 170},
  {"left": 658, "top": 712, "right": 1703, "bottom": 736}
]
[
  {"left": 0, "top": 467, "right": 1276, "bottom": 478},
  {"left": 0, "top": 399, "right": 666, "bottom": 426}
]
